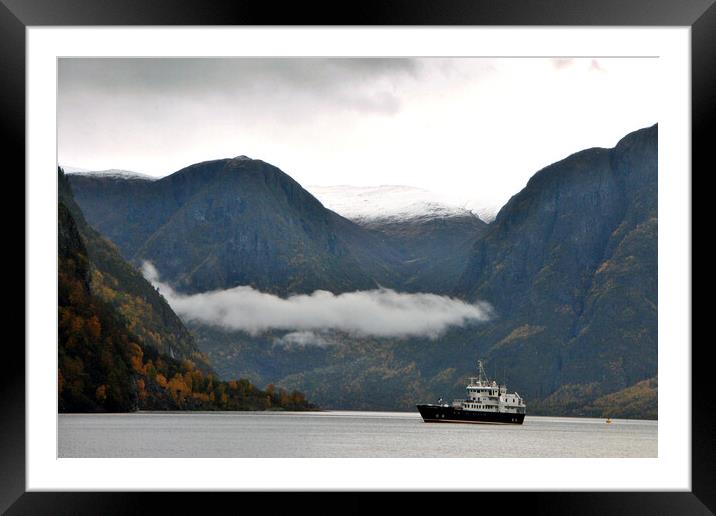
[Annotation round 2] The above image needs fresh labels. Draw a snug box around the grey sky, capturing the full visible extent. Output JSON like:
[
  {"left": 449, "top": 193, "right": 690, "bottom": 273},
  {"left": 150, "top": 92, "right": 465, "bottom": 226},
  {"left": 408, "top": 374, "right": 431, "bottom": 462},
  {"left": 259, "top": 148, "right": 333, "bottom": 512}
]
[{"left": 58, "top": 57, "right": 658, "bottom": 212}]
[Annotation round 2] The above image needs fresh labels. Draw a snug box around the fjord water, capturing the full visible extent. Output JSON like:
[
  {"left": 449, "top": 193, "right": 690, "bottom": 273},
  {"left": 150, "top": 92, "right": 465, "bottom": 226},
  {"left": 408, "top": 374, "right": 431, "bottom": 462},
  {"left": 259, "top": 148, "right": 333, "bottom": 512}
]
[{"left": 58, "top": 411, "right": 656, "bottom": 458}]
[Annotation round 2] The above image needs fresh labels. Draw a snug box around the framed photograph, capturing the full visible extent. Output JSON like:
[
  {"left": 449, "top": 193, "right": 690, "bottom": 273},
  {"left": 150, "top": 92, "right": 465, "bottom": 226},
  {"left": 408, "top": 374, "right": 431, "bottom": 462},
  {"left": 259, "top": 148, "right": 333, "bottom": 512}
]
[{"left": 7, "top": 0, "right": 710, "bottom": 512}]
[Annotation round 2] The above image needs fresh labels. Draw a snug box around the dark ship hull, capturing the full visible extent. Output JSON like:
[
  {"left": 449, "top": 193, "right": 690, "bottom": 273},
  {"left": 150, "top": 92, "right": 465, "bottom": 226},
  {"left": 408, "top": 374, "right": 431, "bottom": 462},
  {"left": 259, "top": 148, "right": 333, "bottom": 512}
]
[{"left": 417, "top": 404, "right": 525, "bottom": 425}]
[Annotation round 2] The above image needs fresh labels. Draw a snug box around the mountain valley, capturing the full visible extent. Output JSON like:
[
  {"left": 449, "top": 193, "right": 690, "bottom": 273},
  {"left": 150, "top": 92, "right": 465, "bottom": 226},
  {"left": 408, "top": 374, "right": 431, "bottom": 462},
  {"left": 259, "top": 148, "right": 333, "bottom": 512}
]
[{"left": 66, "top": 124, "right": 658, "bottom": 418}]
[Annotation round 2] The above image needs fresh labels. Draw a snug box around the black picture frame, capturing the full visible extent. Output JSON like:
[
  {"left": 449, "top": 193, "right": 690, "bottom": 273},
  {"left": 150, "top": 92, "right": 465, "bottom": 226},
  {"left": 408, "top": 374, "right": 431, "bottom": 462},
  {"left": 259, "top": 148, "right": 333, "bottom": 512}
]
[{"left": 5, "top": 0, "right": 710, "bottom": 513}]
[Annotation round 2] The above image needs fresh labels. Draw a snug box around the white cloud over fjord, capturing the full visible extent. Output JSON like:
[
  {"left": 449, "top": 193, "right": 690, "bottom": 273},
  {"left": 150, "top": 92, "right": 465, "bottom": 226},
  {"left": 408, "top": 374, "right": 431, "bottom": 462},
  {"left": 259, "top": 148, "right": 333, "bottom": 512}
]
[{"left": 142, "top": 262, "right": 492, "bottom": 339}]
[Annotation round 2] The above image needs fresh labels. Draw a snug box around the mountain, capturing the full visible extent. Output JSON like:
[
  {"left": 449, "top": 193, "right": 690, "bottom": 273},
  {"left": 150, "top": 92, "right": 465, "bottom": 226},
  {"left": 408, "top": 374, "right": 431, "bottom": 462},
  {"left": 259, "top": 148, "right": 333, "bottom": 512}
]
[
  {"left": 59, "top": 173, "right": 137, "bottom": 411},
  {"left": 58, "top": 168, "right": 315, "bottom": 412},
  {"left": 367, "top": 215, "right": 487, "bottom": 294},
  {"left": 455, "top": 124, "right": 658, "bottom": 411},
  {"left": 59, "top": 168, "right": 208, "bottom": 367},
  {"left": 307, "top": 184, "right": 486, "bottom": 224},
  {"left": 309, "top": 185, "right": 489, "bottom": 293},
  {"left": 69, "top": 157, "right": 406, "bottom": 295},
  {"left": 67, "top": 125, "right": 658, "bottom": 418},
  {"left": 192, "top": 125, "right": 657, "bottom": 417}
]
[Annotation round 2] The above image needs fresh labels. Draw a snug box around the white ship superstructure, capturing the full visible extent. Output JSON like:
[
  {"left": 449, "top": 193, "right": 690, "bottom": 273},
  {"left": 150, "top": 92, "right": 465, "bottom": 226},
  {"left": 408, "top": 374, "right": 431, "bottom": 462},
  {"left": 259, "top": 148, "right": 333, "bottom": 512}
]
[{"left": 452, "top": 360, "right": 525, "bottom": 415}]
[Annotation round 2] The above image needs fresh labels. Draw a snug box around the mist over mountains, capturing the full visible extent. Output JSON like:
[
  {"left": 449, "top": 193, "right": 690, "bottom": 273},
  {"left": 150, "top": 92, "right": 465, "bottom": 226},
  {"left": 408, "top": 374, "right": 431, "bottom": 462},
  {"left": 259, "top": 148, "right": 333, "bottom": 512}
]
[
  {"left": 143, "top": 260, "right": 492, "bottom": 338},
  {"left": 66, "top": 124, "right": 658, "bottom": 418}
]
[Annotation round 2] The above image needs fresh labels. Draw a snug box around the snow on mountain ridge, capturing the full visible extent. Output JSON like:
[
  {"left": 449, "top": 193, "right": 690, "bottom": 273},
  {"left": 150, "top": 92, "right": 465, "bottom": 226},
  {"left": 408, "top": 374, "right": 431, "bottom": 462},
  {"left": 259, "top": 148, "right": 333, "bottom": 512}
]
[
  {"left": 308, "top": 185, "right": 497, "bottom": 224},
  {"left": 62, "top": 166, "right": 156, "bottom": 181},
  {"left": 60, "top": 165, "right": 91, "bottom": 174}
]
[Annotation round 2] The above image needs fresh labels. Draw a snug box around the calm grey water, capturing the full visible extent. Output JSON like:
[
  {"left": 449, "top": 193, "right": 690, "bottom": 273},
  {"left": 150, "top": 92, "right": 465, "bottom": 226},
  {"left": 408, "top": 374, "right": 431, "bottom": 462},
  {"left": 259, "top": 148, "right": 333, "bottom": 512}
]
[{"left": 58, "top": 411, "right": 657, "bottom": 458}]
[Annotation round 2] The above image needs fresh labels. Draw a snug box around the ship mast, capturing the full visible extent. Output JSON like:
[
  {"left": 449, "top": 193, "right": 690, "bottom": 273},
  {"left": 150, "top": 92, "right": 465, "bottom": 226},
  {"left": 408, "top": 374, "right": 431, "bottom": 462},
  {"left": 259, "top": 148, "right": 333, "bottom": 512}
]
[{"left": 477, "top": 359, "right": 488, "bottom": 384}]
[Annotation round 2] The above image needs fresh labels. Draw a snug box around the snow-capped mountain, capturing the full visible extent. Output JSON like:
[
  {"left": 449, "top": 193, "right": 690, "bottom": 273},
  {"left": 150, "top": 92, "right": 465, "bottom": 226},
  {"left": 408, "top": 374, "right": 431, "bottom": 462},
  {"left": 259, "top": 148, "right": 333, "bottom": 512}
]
[
  {"left": 61, "top": 165, "right": 156, "bottom": 181},
  {"left": 307, "top": 185, "right": 497, "bottom": 224}
]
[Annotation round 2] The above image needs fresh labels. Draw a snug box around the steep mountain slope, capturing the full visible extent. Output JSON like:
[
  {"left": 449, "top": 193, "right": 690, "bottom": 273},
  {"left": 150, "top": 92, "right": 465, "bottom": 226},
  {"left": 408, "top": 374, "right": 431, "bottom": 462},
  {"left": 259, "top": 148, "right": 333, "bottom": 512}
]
[
  {"left": 309, "top": 185, "right": 489, "bottom": 294},
  {"left": 60, "top": 168, "right": 208, "bottom": 367},
  {"left": 59, "top": 168, "right": 316, "bottom": 412},
  {"left": 359, "top": 215, "right": 486, "bottom": 294},
  {"left": 59, "top": 180, "right": 137, "bottom": 411},
  {"left": 69, "top": 157, "right": 405, "bottom": 295},
  {"left": 456, "top": 124, "right": 657, "bottom": 408}
]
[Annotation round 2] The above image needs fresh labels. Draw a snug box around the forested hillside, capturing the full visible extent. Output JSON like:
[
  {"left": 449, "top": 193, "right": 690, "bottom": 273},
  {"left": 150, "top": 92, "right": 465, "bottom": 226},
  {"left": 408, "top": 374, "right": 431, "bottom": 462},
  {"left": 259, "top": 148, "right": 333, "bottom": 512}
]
[{"left": 58, "top": 168, "right": 315, "bottom": 412}]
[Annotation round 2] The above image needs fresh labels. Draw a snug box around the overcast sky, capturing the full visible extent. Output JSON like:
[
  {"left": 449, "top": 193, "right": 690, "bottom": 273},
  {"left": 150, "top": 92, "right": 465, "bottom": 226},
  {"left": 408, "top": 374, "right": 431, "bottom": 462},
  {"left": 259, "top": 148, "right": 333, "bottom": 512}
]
[{"left": 58, "top": 57, "right": 658, "bottom": 212}]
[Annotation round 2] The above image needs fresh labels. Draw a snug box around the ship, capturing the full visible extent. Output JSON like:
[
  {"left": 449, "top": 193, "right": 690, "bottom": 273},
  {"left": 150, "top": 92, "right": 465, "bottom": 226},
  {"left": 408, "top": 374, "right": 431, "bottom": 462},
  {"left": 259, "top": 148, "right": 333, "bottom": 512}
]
[{"left": 417, "top": 360, "right": 526, "bottom": 425}]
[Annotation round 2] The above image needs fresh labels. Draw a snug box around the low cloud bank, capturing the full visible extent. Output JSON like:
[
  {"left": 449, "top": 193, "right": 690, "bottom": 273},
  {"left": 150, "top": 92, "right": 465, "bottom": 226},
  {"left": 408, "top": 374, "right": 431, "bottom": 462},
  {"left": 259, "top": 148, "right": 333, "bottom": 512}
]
[{"left": 143, "top": 262, "right": 492, "bottom": 339}]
